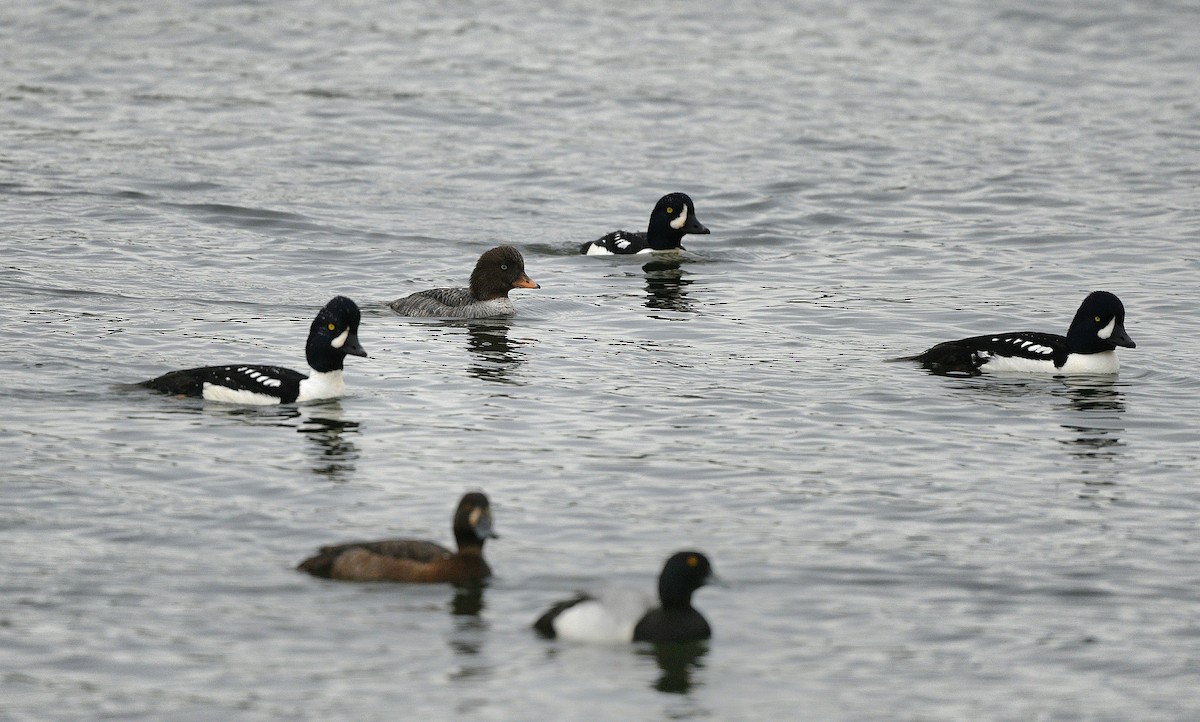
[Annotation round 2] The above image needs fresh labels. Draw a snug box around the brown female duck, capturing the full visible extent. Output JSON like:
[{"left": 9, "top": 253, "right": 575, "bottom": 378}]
[
  {"left": 387, "top": 246, "right": 538, "bottom": 318},
  {"left": 298, "top": 492, "right": 497, "bottom": 583}
]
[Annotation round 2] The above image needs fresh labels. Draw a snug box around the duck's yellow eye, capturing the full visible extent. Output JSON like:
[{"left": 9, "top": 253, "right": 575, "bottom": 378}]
[
  {"left": 1094, "top": 315, "right": 1101, "bottom": 323},
  {"left": 328, "top": 323, "right": 337, "bottom": 331},
  {"left": 687, "top": 555, "right": 698, "bottom": 567},
  {"left": 666, "top": 207, "right": 674, "bottom": 214}
]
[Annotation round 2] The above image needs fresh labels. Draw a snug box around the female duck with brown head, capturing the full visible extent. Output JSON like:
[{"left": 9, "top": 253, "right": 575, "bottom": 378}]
[
  {"left": 298, "top": 492, "right": 497, "bottom": 583},
  {"left": 388, "top": 246, "right": 539, "bottom": 318}
]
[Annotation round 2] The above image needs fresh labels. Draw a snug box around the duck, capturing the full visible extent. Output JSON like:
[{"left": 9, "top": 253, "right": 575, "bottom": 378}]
[
  {"left": 140, "top": 295, "right": 367, "bottom": 404},
  {"left": 579, "top": 193, "right": 710, "bottom": 255},
  {"left": 898, "top": 291, "right": 1136, "bottom": 376},
  {"left": 388, "top": 246, "right": 539, "bottom": 318},
  {"left": 297, "top": 492, "right": 497, "bottom": 583},
  {"left": 533, "top": 551, "right": 716, "bottom": 643}
]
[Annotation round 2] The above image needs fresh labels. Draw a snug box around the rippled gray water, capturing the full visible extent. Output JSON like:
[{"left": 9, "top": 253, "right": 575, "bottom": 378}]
[{"left": 3, "top": 0, "right": 1200, "bottom": 719}]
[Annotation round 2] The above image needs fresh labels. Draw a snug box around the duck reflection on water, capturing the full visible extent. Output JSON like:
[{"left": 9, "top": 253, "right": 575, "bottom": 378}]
[
  {"left": 642, "top": 260, "right": 694, "bottom": 314},
  {"left": 639, "top": 641, "right": 708, "bottom": 694},
  {"left": 1056, "top": 376, "right": 1126, "bottom": 462},
  {"left": 465, "top": 320, "right": 530, "bottom": 384},
  {"left": 446, "top": 582, "right": 490, "bottom": 682},
  {"left": 297, "top": 403, "right": 361, "bottom": 481}
]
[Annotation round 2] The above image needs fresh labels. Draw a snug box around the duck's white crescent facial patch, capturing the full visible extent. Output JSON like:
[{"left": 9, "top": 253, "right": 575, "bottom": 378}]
[
  {"left": 330, "top": 328, "right": 349, "bottom": 348},
  {"left": 670, "top": 205, "right": 688, "bottom": 230},
  {"left": 1097, "top": 317, "right": 1116, "bottom": 340}
]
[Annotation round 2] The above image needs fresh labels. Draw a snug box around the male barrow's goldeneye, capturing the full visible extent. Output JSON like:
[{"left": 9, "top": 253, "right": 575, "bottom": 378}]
[
  {"left": 533, "top": 551, "right": 717, "bottom": 643},
  {"left": 898, "top": 290, "right": 1136, "bottom": 376},
  {"left": 579, "top": 193, "right": 710, "bottom": 255},
  {"left": 140, "top": 296, "right": 367, "bottom": 404},
  {"left": 388, "top": 245, "right": 539, "bottom": 318},
  {"left": 297, "top": 492, "right": 497, "bottom": 583}
]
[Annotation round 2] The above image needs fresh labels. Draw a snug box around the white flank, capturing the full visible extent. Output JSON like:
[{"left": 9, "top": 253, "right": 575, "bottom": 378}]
[
  {"left": 585, "top": 242, "right": 660, "bottom": 256},
  {"left": 669, "top": 205, "right": 688, "bottom": 230},
  {"left": 330, "top": 328, "right": 349, "bottom": 349},
  {"left": 1097, "top": 317, "right": 1115, "bottom": 340},
  {"left": 979, "top": 356, "right": 1060, "bottom": 374},
  {"left": 982, "top": 351, "right": 1120, "bottom": 375},
  {"left": 458, "top": 298, "right": 518, "bottom": 319},
  {"left": 297, "top": 369, "right": 346, "bottom": 402},
  {"left": 552, "top": 588, "right": 653, "bottom": 644},
  {"left": 202, "top": 383, "right": 281, "bottom": 405}
]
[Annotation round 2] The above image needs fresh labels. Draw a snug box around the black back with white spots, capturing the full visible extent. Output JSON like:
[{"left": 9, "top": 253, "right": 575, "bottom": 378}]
[
  {"left": 905, "top": 332, "right": 1068, "bottom": 376},
  {"left": 141, "top": 364, "right": 306, "bottom": 402},
  {"left": 580, "top": 229, "right": 650, "bottom": 255}
]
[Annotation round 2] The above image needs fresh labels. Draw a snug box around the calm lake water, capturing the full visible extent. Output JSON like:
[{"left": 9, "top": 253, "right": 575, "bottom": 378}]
[{"left": 3, "top": 0, "right": 1200, "bottom": 719}]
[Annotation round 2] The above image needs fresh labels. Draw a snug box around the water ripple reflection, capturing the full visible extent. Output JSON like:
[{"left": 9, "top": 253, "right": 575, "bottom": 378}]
[
  {"left": 297, "top": 405, "right": 361, "bottom": 481},
  {"left": 640, "top": 642, "right": 708, "bottom": 695},
  {"left": 642, "top": 260, "right": 695, "bottom": 315},
  {"left": 3, "top": 0, "right": 1199, "bottom": 718},
  {"left": 464, "top": 321, "right": 529, "bottom": 385}
]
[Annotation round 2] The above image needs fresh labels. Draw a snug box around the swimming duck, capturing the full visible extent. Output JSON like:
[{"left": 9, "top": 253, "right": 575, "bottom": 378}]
[
  {"left": 140, "top": 296, "right": 366, "bottom": 404},
  {"left": 297, "top": 492, "right": 497, "bottom": 583},
  {"left": 533, "top": 551, "right": 716, "bottom": 643},
  {"left": 898, "top": 291, "right": 1135, "bottom": 376},
  {"left": 388, "top": 246, "right": 539, "bottom": 318},
  {"left": 579, "top": 193, "right": 710, "bottom": 255}
]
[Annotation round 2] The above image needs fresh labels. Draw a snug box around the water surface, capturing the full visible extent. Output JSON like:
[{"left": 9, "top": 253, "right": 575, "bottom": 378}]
[{"left": 3, "top": 0, "right": 1200, "bottom": 719}]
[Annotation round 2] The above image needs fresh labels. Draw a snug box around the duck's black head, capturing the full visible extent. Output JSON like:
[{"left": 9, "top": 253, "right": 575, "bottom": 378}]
[
  {"left": 306, "top": 295, "right": 367, "bottom": 372},
  {"left": 469, "top": 246, "right": 540, "bottom": 301},
  {"left": 646, "top": 193, "right": 710, "bottom": 250},
  {"left": 453, "top": 492, "right": 498, "bottom": 549},
  {"left": 1066, "top": 291, "right": 1135, "bottom": 353},
  {"left": 658, "top": 551, "right": 715, "bottom": 609}
]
